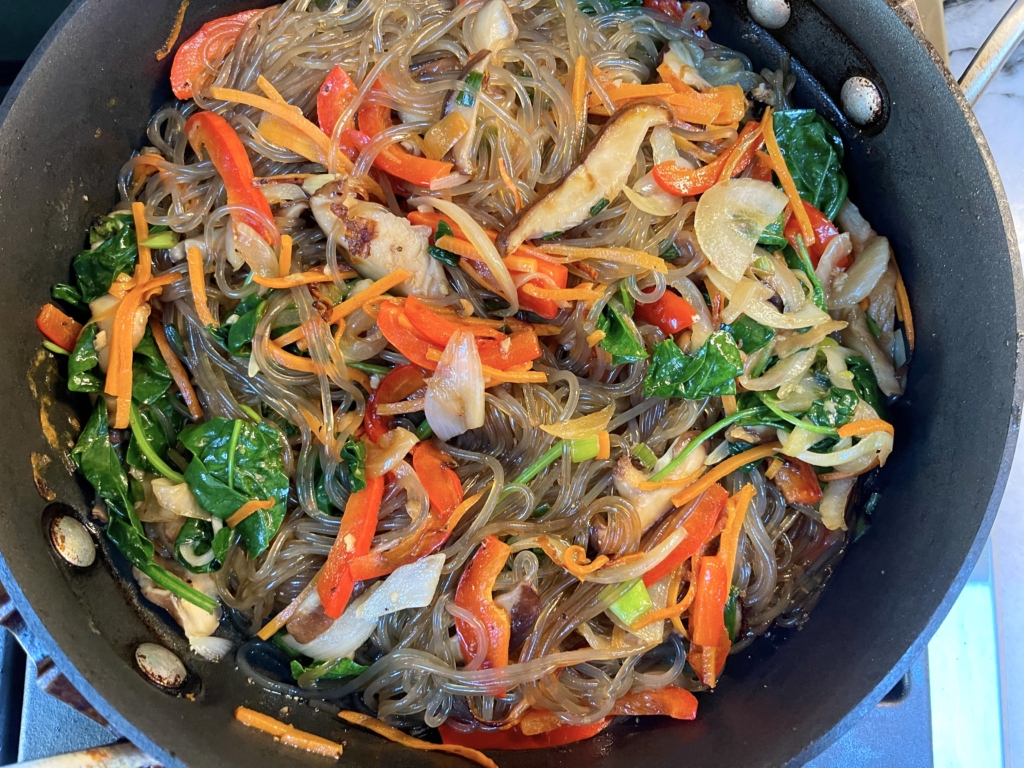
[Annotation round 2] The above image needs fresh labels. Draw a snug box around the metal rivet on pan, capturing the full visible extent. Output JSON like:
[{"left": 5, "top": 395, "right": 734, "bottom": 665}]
[
  {"left": 747, "top": 0, "right": 790, "bottom": 29},
  {"left": 49, "top": 515, "right": 96, "bottom": 568},
  {"left": 841, "top": 76, "right": 884, "bottom": 126},
  {"left": 135, "top": 643, "right": 187, "bottom": 690}
]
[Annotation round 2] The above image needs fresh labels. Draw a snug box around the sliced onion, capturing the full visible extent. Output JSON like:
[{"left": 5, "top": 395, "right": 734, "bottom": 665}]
[
  {"left": 821, "top": 344, "right": 857, "bottom": 391},
  {"left": 179, "top": 543, "right": 216, "bottom": 569},
  {"left": 233, "top": 221, "right": 277, "bottom": 277},
  {"left": 739, "top": 347, "right": 817, "bottom": 396},
  {"left": 669, "top": 275, "right": 713, "bottom": 347},
  {"left": 794, "top": 431, "right": 893, "bottom": 467},
  {"left": 190, "top": 635, "right": 234, "bottom": 661},
  {"left": 720, "top": 274, "right": 768, "bottom": 324},
  {"left": 829, "top": 236, "right": 891, "bottom": 308},
  {"left": 773, "top": 320, "right": 848, "bottom": 358},
  {"left": 258, "top": 183, "right": 307, "bottom": 206},
  {"left": 541, "top": 404, "right": 615, "bottom": 439},
  {"left": 365, "top": 427, "right": 419, "bottom": 478},
  {"left": 767, "top": 253, "right": 806, "bottom": 313},
  {"left": 703, "top": 439, "right": 730, "bottom": 465},
  {"left": 773, "top": 375, "right": 830, "bottom": 412},
  {"left": 466, "top": 0, "right": 518, "bottom": 53},
  {"left": 820, "top": 478, "right": 855, "bottom": 531},
  {"left": 815, "top": 233, "right": 852, "bottom": 297},
  {"left": 425, "top": 330, "right": 485, "bottom": 441},
  {"left": 151, "top": 478, "right": 211, "bottom": 520},
  {"left": 839, "top": 308, "right": 903, "bottom": 396},
  {"left": 285, "top": 587, "right": 377, "bottom": 661},
  {"left": 649, "top": 125, "right": 678, "bottom": 165},
  {"left": 428, "top": 173, "right": 472, "bottom": 191},
  {"left": 357, "top": 554, "right": 445, "bottom": 620},
  {"left": 836, "top": 199, "right": 874, "bottom": 254},
  {"left": 716, "top": 273, "right": 832, "bottom": 330},
  {"left": 694, "top": 179, "right": 789, "bottom": 282},
  {"left": 779, "top": 426, "right": 821, "bottom": 457},
  {"left": 623, "top": 184, "right": 683, "bottom": 217},
  {"left": 412, "top": 196, "right": 518, "bottom": 313}
]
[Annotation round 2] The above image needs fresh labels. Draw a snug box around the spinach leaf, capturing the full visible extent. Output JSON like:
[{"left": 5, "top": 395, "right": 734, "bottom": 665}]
[
  {"left": 126, "top": 403, "right": 171, "bottom": 473},
  {"left": 579, "top": 0, "right": 641, "bottom": 13},
  {"left": 72, "top": 213, "right": 138, "bottom": 303},
  {"left": 71, "top": 400, "right": 133, "bottom": 519},
  {"left": 340, "top": 436, "right": 367, "bottom": 493},
  {"left": 67, "top": 323, "right": 102, "bottom": 393},
  {"left": 732, "top": 392, "right": 791, "bottom": 431},
  {"left": 724, "top": 585, "right": 741, "bottom": 641},
  {"left": 52, "top": 283, "right": 84, "bottom": 307},
  {"left": 727, "top": 441, "right": 764, "bottom": 473},
  {"left": 596, "top": 298, "right": 647, "bottom": 364},
  {"left": 428, "top": 221, "right": 460, "bottom": 267},
  {"left": 758, "top": 213, "right": 788, "bottom": 251},
  {"left": 805, "top": 387, "right": 859, "bottom": 429},
  {"left": 290, "top": 657, "right": 368, "bottom": 681},
  {"left": 644, "top": 331, "right": 743, "bottom": 400},
  {"left": 659, "top": 239, "right": 681, "bottom": 261},
  {"left": 180, "top": 418, "right": 290, "bottom": 557},
  {"left": 227, "top": 294, "right": 266, "bottom": 356},
  {"left": 212, "top": 526, "right": 235, "bottom": 563},
  {"left": 722, "top": 316, "right": 775, "bottom": 353},
  {"left": 174, "top": 519, "right": 222, "bottom": 574},
  {"left": 131, "top": 326, "right": 173, "bottom": 405},
  {"left": 771, "top": 110, "right": 848, "bottom": 220},
  {"left": 846, "top": 355, "right": 887, "bottom": 417}
]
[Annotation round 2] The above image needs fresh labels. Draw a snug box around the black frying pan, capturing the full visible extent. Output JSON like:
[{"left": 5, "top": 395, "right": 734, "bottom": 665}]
[{"left": 0, "top": 0, "right": 1020, "bottom": 766}]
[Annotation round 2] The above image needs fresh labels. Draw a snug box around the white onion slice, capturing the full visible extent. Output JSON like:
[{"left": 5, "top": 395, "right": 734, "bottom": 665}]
[
  {"left": 190, "top": 636, "right": 234, "bottom": 662},
  {"left": 151, "top": 479, "right": 212, "bottom": 520},
  {"left": 357, "top": 554, "right": 445, "bottom": 620},
  {"left": 820, "top": 478, "right": 855, "bottom": 531},
  {"left": 623, "top": 184, "right": 683, "bottom": 217},
  {"left": 829, "top": 236, "right": 891, "bottom": 308},
  {"left": 425, "top": 330, "right": 485, "bottom": 441},
  {"left": 284, "top": 588, "right": 377, "bottom": 661},
  {"left": 739, "top": 347, "right": 817, "bottom": 395},
  {"left": 365, "top": 427, "right": 419, "bottom": 477}
]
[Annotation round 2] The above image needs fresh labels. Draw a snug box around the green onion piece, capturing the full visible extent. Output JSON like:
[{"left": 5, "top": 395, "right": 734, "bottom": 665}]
[
  {"left": 568, "top": 435, "right": 600, "bottom": 462},
  {"left": 631, "top": 442, "right": 657, "bottom": 469},
  {"left": 415, "top": 419, "right": 434, "bottom": 440},
  {"left": 649, "top": 407, "right": 762, "bottom": 482},
  {"left": 455, "top": 70, "right": 485, "bottom": 108},
  {"left": 757, "top": 393, "right": 838, "bottom": 436},
  {"left": 589, "top": 198, "right": 610, "bottom": 217},
  {"left": 512, "top": 442, "right": 564, "bottom": 486},
  {"left": 42, "top": 340, "right": 70, "bottom": 356},
  {"left": 607, "top": 579, "right": 653, "bottom": 625},
  {"left": 347, "top": 360, "right": 392, "bottom": 376},
  {"left": 141, "top": 231, "right": 180, "bottom": 249},
  {"left": 865, "top": 312, "right": 882, "bottom": 339},
  {"left": 137, "top": 561, "right": 217, "bottom": 613},
  {"left": 531, "top": 502, "right": 551, "bottom": 518},
  {"left": 128, "top": 403, "right": 185, "bottom": 484}
]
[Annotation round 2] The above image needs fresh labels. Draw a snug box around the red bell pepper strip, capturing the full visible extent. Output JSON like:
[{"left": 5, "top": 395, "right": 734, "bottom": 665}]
[
  {"left": 611, "top": 687, "right": 699, "bottom": 719},
  {"left": 357, "top": 86, "right": 454, "bottom": 187},
  {"left": 476, "top": 330, "right": 543, "bottom": 370},
  {"left": 454, "top": 535, "right": 512, "bottom": 670},
  {"left": 364, "top": 363, "right": 427, "bottom": 443},
  {"left": 643, "top": 484, "right": 729, "bottom": 586},
  {"left": 412, "top": 440, "right": 463, "bottom": 515},
  {"left": 185, "top": 112, "right": 276, "bottom": 244},
  {"left": 402, "top": 297, "right": 505, "bottom": 347},
  {"left": 784, "top": 202, "right": 844, "bottom": 267},
  {"left": 652, "top": 121, "right": 763, "bottom": 197},
  {"left": 438, "top": 719, "right": 612, "bottom": 751},
  {"left": 514, "top": 257, "right": 569, "bottom": 320},
  {"left": 376, "top": 301, "right": 442, "bottom": 371},
  {"left": 317, "top": 66, "right": 358, "bottom": 136},
  {"left": 690, "top": 555, "right": 730, "bottom": 648},
  {"left": 634, "top": 289, "right": 699, "bottom": 336},
  {"left": 772, "top": 457, "right": 823, "bottom": 506},
  {"left": 687, "top": 623, "right": 732, "bottom": 688},
  {"left": 751, "top": 151, "right": 775, "bottom": 182},
  {"left": 318, "top": 475, "right": 384, "bottom": 618},
  {"left": 36, "top": 305, "right": 83, "bottom": 352},
  {"left": 170, "top": 9, "right": 264, "bottom": 100}
]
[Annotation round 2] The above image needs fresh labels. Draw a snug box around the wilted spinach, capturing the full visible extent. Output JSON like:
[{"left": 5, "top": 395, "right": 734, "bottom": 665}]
[
  {"left": 67, "top": 323, "right": 102, "bottom": 393},
  {"left": 597, "top": 290, "right": 647, "bottom": 364},
  {"left": 226, "top": 293, "right": 267, "bottom": 356},
  {"left": 722, "top": 316, "right": 775, "bottom": 353},
  {"left": 131, "top": 326, "right": 173, "bottom": 405},
  {"left": 771, "top": 110, "right": 848, "bottom": 220},
  {"left": 174, "top": 519, "right": 222, "bottom": 574},
  {"left": 72, "top": 213, "right": 138, "bottom": 303},
  {"left": 805, "top": 387, "right": 859, "bottom": 429},
  {"left": 758, "top": 213, "right": 788, "bottom": 251},
  {"left": 846, "top": 355, "right": 887, "bottom": 417},
  {"left": 290, "top": 657, "right": 368, "bottom": 681},
  {"left": 644, "top": 331, "right": 743, "bottom": 400},
  {"left": 51, "top": 283, "right": 85, "bottom": 307}
]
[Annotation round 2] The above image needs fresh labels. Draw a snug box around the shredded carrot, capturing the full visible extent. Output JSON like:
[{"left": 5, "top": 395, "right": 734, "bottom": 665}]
[
  {"left": 818, "top": 457, "right": 880, "bottom": 482},
  {"left": 720, "top": 123, "right": 764, "bottom": 180},
  {"left": 596, "top": 430, "right": 611, "bottom": 461},
  {"left": 497, "top": 157, "right": 523, "bottom": 212},
  {"left": 252, "top": 271, "right": 335, "bottom": 289},
  {"left": 718, "top": 484, "right": 755, "bottom": 581},
  {"left": 859, "top": 297, "right": 871, "bottom": 311},
  {"left": 435, "top": 235, "right": 484, "bottom": 263},
  {"left": 540, "top": 244, "right": 669, "bottom": 275},
  {"left": 672, "top": 443, "right": 781, "bottom": 507},
  {"left": 338, "top": 711, "right": 496, "bottom": 768},
  {"left": 131, "top": 202, "right": 152, "bottom": 284},
  {"left": 571, "top": 55, "right": 590, "bottom": 156},
  {"left": 376, "top": 398, "right": 426, "bottom": 416},
  {"left": 521, "top": 283, "right": 604, "bottom": 304},
  {"left": 631, "top": 570, "right": 699, "bottom": 631},
  {"left": 346, "top": 368, "right": 372, "bottom": 391},
  {"left": 155, "top": 0, "right": 189, "bottom": 61},
  {"left": 586, "top": 329, "right": 606, "bottom": 347},
  {"left": 227, "top": 499, "right": 275, "bottom": 529},
  {"left": 235, "top": 707, "right": 343, "bottom": 759},
  {"left": 765, "top": 457, "right": 783, "bottom": 480},
  {"left": 186, "top": 247, "right": 217, "bottom": 328},
  {"left": 278, "top": 233, "right": 293, "bottom": 277},
  {"left": 256, "top": 574, "right": 321, "bottom": 641},
  {"left": 837, "top": 419, "right": 894, "bottom": 439},
  {"left": 256, "top": 75, "right": 288, "bottom": 105},
  {"left": 635, "top": 466, "right": 704, "bottom": 492},
  {"left": 273, "top": 322, "right": 314, "bottom": 349},
  {"left": 562, "top": 545, "right": 610, "bottom": 579},
  {"left": 150, "top": 317, "right": 203, "bottom": 420},
  {"left": 328, "top": 269, "right": 411, "bottom": 323},
  {"left": 270, "top": 341, "right": 319, "bottom": 373},
  {"left": 893, "top": 263, "right": 915, "bottom": 351},
  {"left": 721, "top": 395, "right": 737, "bottom": 416},
  {"left": 763, "top": 108, "right": 815, "bottom": 246},
  {"left": 481, "top": 364, "right": 547, "bottom": 384},
  {"left": 591, "top": 82, "right": 676, "bottom": 109}
]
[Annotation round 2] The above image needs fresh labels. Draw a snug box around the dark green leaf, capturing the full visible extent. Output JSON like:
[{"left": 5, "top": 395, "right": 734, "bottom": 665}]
[
  {"left": 865, "top": 312, "right": 882, "bottom": 339},
  {"left": 758, "top": 212, "right": 788, "bottom": 251},
  {"left": 805, "top": 388, "right": 859, "bottom": 429},
  {"left": 724, "top": 585, "right": 741, "bottom": 641},
  {"left": 290, "top": 657, "right": 368, "bottom": 681},
  {"left": 659, "top": 239, "right": 681, "bottom": 261},
  {"left": 180, "top": 418, "right": 290, "bottom": 557},
  {"left": 596, "top": 298, "right": 647, "bottom": 364},
  {"left": 67, "top": 323, "right": 102, "bottom": 393},
  {"left": 131, "top": 326, "right": 173, "bottom": 405},
  {"left": 71, "top": 400, "right": 133, "bottom": 517},
  {"left": 579, "top": 0, "right": 641, "bottom": 13},
  {"left": 212, "top": 526, "right": 235, "bottom": 563},
  {"left": 72, "top": 213, "right": 138, "bottom": 303},
  {"left": 722, "top": 316, "right": 775, "bottom": 353},
  {"left": 51, "top": 283, "right": 84, "bottom": 307},
  {"left": 644, "top": 331, "right": 743, "bottom": 399},
  {"left": 727, "top": 440, "right": 762, "bottom": 473},
  {"left": 589, "top": 198, "right": 610, "bottom": 217},
  {"left": 771, "top": 110, "right": 848, "bottom": 220},
  {"left": 428, "top": 245, "right": 459, "bottom": 267},
  {"left": 227, "top": 294, "right": 266, "bottom": 356},
  {"left": 846, "top": 355, "right": 887, "bottom": 417},
  {"left": 126, "top": 403, "right": 171, "bottom": 473},
  {"left": 340, "top": 436, "right": 367, "bottom": 493},
  {"left": 174, "top": 519, "right": 222, "bottom": 574}
]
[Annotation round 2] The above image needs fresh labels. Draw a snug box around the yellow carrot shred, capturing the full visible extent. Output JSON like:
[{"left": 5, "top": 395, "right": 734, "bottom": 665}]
[
  {"left": 346, "top": 367, "right": 372, "bottom": 391},
  {"left": 672, "top": 443, "right": 781, "bottom": 507},
  {"left": 435, "top": 235, "right": 483, "bottom": 262},
  {"left": 375, "top": 398, "right": 426, "bottom": 416},
  {"left": 540, "top": 244, "right": 669, "bottom": 274},
  {"left": 522, "top": 283, "right": 604, "bottom": 303},
  {"left": 562, "top": 545, "right": 610, "bottom": 579},
  {"left": 131, "top": 202, "right": 152, "bottom": 284},
  {"left": 235, "top": 707, "right": 343, "bottom": 759},
  {"left": 597, "top": 430, "right": 611, "bottom": 461},
  {"left": 150, "top": 317, "right": 203, "bottom": 420},
  {"left": 328, "top": 269, "right": 411, "bottom": 323},
  {"left": 765, "top": 457, "right": 783, "bottom": 480},
  {"left": 586, "top": 329, "right": 606, "bottom": 347},
  {"left": 635, "top": 466, "right": 704, "bottom": 492},
  {"left": 893, "top": 263, "right": 915, "bottom": 351},
  {"left": 252, "top": 271, "right": 335, "bottom": 289},
  {"left": 837, "top": 419, "right": 894, "bottom": 439},
  {"left": 497, "top": 157, "right": 523, "bottom": 213},
  {"left": 481, "top": 365, "right": 547, "bottom": 384},
  {"left": 278, "top": 233, "right": 292, "bottom": 277},
  {"left": 187, "top": 247, "right": 217, "bottom": 328},
  {"left": 631, "top": 571, "right": 699, "bottom": 631},
  {"left": 270, "top": 341, "right": 319, "bottom": 374},
  {"left": 571, "top": 55, "right": 590, "bottom": 157},
  {"left": 227, "top": 499, "right": 275, "bottom": 529},
  {"left": 719, "top": 484, "right": 755, "bottom": 582},
  {"left": 338, "top": 711, "right": 497, "bottom": 768},
  {"left": 763, "top": 108, "right": 815, "bottom": 246},
  {"left": 155, "top": 0, "right": 189, "bottom": 61},
  {"left": 256, "top": 74, "right": 287, "bottom": 105}
]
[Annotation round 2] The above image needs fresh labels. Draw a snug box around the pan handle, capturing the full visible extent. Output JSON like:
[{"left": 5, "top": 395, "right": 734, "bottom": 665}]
[
  {"left": 957, "top": 0, "right": 1024, "bottom": 104},
  {"left": 0, "top": 579, "right": 110, "bottom": 727}
]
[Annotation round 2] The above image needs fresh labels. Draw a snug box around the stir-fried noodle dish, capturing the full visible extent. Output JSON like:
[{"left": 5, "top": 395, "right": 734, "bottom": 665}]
[{"left": 35, "top": 0, "right": 913, "bottom": 756}]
